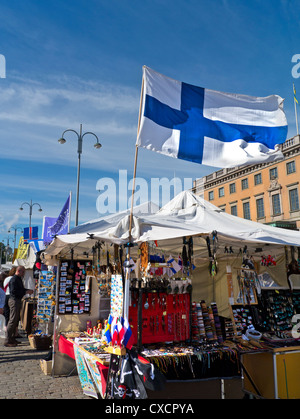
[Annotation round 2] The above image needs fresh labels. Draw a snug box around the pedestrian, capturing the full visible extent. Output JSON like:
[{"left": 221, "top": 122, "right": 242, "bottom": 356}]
[
  {"left": 3, "top": 267, "right": 16, "bottom": 327},
  {"left": 0, "top": 273, "right": 7, "bottom": 315},
  {"left": 4, "top": 266, "right": 33, "bottom": 347}
]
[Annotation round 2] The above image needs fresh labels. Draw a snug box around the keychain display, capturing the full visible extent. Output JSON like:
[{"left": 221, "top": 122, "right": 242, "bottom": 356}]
[
  {"left": 129, "top": 286, "right": 191, "bottom": 345},
  {"left": 260, "top": 289, "right": 300, "bottom": 334}
]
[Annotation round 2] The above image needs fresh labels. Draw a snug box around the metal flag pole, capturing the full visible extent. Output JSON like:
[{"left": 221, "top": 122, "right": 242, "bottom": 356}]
[
  {"left": 293, "top": 83, "right": 299, "bottom": 135},
  {"left": 123, "top": 70, "right": 145, "bottom": 320}
]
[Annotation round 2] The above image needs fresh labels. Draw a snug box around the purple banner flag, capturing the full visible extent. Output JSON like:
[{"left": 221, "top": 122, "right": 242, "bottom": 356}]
[{"left": 42, "top": 194, "right": 71, "bottom": 244}]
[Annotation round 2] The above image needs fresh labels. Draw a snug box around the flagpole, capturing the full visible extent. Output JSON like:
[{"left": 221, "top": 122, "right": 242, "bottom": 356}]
[
  {"left": 129, "top": 69, "right": 145, "bottom": 241},
  {"left": 124, "top": 69, "right": 144, "bottom": 321},
  {"left": 293, "top": 83, "right": 299, "bottom": 135},
  {"left": 128, "top": 145, "right": 139, "bottom": 239}
]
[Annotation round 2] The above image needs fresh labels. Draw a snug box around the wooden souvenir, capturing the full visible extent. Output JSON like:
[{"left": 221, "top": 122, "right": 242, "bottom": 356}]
[
  {"left": 140, "top": 242, "right": 149, "bottom": 271},
  {"left": 234, "top": 268, "right": 258, "bottom": 305}
]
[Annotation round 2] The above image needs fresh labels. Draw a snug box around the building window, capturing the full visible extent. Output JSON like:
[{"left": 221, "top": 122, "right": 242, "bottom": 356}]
[
  {"left": 269, "top": 167, "right": 278, "bottom": 180},
  {"left": 272, "top": 193, "right": 281, "bottom": 215},
  {"left": 229, "top": 183, "right": 236, "bottom": 194},
  {"left": 286, "top": 161, "right": 296, "bottom": 175},
  {"left": 256, "top": 198, "right": 265, "bottom": 219},
  {"left": 218, "top": 187, "right": 225, "bottom": 197},
  {"left": 243, "top": 202, "right": 251, "bottom": 220},
  {"left": 254, "top": 173, "right": 262, "bottom": 185},
  {"left": 208, "top": 191, "right": 214, "bottom": 201},
  {"left": 231, "top": 205, "right": 237, "bottom": 216},
  {"left": 289, "top": 188, "right": 299, "bottom": 211},
  {"left": 241, "top": 178, "right": 248, "bottom": 190}
]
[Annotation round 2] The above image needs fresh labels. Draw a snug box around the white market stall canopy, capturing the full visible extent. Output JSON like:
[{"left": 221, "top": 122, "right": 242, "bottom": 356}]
[
  {"left": 69, "top": 200, "right": 159, "bottom": 235},
  {"left": 44, "top": 191, "right": 300, "bottom": 261}
]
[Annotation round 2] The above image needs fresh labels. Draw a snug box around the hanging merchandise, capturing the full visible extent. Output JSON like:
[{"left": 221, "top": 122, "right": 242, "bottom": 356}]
[
  {"left": 191, "top": 302, "right": 200, "bottom": 341},
  {"left": 105, "top": 349, "right": 166, "bottom": 400},
  {"left": 261, "top": 255, "right": 277, "bottom": 267},
  {"left": 200, "top": 300, "right": 214, "bottom": 341},
  {"left": 230, "top": 305, "right": 256, "bottom": 337},
  {"left": 208, "top": 306, "right": 218, "bottom": 341},
  {"left": 206, "top": 233, "right": 218, "bottom": 277},
  {"left": 129, "top": 279, "right": 191, "bottom": 345},
  {"left": 74, "top": 344, "right": 99, "bottom": 399},
  {"left": 58, "top": 260, "right": 92, "bottom": 315},
  {"left": 260, "top": 289, "right": 300, "bottom": 335},
  {"left": 196, "top": 303, "right": 206, "bottom": 341},
  {"left": 236, "top": 269, "right": 258, "bottom": 305},
  {"left": 36, "top": 270, "right": 56, "bottom": 329},
  {"left": 182, "top": 243, "right": 188, "bottom": 269},
  {"left": 211, "top": 302, "right": 223, "bottom": 344},
  {"left": 110, "top": 275, "right": 123, "bottom": 318},
  {"left": 140, "top": 242, "right": 149, "bottom": 274}
]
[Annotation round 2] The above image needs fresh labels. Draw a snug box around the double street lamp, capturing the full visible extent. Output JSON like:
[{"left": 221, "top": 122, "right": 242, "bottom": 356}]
[
  {"left": 8, "top": 226, "right": 23, "bottom": 249},
  {"left": 19, "top": 200, "right": 43, "bottom": 229},
  {"left": 2, "top": 236, "right": 13, "bottom": 263},
  {"left": 58, "top": 124, "right": 102, "bottom": 226}
]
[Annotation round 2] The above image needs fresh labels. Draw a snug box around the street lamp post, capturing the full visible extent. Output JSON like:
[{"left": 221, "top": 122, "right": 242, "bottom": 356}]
[
  {"left": 58, "top": 123, "right": 102, "bottom": 226},
  {"left": 2, "top": 236, "right": 13, "bottom": 263},
  {"left": 19, "top": 199, "right": 43, "bottom": 229},
  {"left": 8, "top": 226, "right": 23, "bottom": 249}
]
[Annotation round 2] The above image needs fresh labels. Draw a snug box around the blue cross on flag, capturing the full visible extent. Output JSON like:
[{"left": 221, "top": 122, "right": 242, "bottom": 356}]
[{"left": 136, "top": 66, "right": 288, "bottom": 168}]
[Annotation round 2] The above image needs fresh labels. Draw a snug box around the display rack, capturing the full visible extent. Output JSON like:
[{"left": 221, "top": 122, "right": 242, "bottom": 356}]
[
  {"left": 129, "top": 289, "right": 191, "bottom": 344},
  {"left": 58, "top": 260, "right": 92, "bottom": 315}
]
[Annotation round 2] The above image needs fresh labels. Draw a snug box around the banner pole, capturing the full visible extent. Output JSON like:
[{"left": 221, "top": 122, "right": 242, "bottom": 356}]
[
  {"left": 129, "top": 70, "right": 144, "bottom": 240},
  {"left": 124, "top": 70, "right": 144, "bottom": 320},
  {"left": 68, "top": 191, "right": 72, "bottom": 233}
]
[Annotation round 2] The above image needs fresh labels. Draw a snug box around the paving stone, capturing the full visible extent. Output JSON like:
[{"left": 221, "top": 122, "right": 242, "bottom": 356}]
[{"left": 0, "top": 334, "right": 90, "bottom": 399}]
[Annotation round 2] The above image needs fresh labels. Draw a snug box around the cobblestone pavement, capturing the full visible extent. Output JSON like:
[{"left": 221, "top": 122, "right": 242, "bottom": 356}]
[{"left": 0, "top": 333, "right": 89, "bottom": 399}]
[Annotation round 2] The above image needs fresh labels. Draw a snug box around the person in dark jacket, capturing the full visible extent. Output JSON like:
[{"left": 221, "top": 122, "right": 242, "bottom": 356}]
[{"left": 4, "top": 266, "right": 33, "bottom": 347}]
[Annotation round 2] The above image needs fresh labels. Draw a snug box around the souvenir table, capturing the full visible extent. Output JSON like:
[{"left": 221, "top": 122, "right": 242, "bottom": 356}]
[
  {"left": 58, "top": 333, "right": 110, "bottom": 398},
  {"left": 58, "top": 333, "right": 244, "bottom": 382},
  {"left": 58, "top": 333, "right": 110, "bottom": 365},
  {"left": 140, "top": 343, "right": 240, "bottom": 380}
]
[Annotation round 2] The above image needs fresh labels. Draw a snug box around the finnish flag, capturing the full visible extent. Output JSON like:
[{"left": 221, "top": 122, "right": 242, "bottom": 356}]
[{"left": 136, "top": 66, "right": 288, "bottom": 168}]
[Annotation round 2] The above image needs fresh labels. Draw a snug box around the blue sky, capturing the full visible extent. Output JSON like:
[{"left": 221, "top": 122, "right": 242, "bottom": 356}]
[{"left": 0, "top": 0, "right": 299, "bottom": 249}]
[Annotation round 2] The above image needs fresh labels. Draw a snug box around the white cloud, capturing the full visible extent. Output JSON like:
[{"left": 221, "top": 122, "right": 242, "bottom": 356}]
[{"left": 0, "top": 73, "right": 139, "bottom": 129}]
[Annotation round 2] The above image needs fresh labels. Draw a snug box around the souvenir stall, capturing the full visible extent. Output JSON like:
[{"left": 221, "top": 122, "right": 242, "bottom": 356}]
[{"left": 43, "top": 191, "right": 300, "bottom": 399}]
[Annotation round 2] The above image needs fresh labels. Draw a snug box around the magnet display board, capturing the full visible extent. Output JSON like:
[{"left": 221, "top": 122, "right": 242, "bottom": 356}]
[{"left": 58, "top": 260, "right": 92, "bottom": 315}]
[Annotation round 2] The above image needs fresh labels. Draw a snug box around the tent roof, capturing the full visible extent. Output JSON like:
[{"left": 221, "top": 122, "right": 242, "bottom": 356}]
[
  {"left": 44, "top": 191, "right": 300, "bottom": 261},
  {"left": 69, "top": 201, "right": 159, "bottom": 234}
]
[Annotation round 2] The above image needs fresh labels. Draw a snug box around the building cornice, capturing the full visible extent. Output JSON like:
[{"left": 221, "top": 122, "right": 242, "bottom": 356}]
[{"left": 194, "top": 135, "right": 300, "bottom": 191}]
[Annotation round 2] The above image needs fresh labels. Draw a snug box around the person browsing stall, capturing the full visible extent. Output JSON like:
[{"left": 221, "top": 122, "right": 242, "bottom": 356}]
[
  {"left": 3, "top": 267, "right": 16, "bottom": 326},
  {"left": 4, "top": 266, "right": 33, "bottom": 347},
  {"left": 0, "top": 273, "right": 7, "bottom": 315}
]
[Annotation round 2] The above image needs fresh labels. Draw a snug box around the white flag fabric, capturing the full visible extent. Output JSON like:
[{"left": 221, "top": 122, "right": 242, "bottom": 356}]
[{"left": 136, "top": 66, "right": 288, "bottom": 168}]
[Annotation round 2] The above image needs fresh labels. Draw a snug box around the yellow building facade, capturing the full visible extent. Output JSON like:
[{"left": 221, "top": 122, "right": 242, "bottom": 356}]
[{"left": 193, "top": 135, "right": 300, "bottom": 230}]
